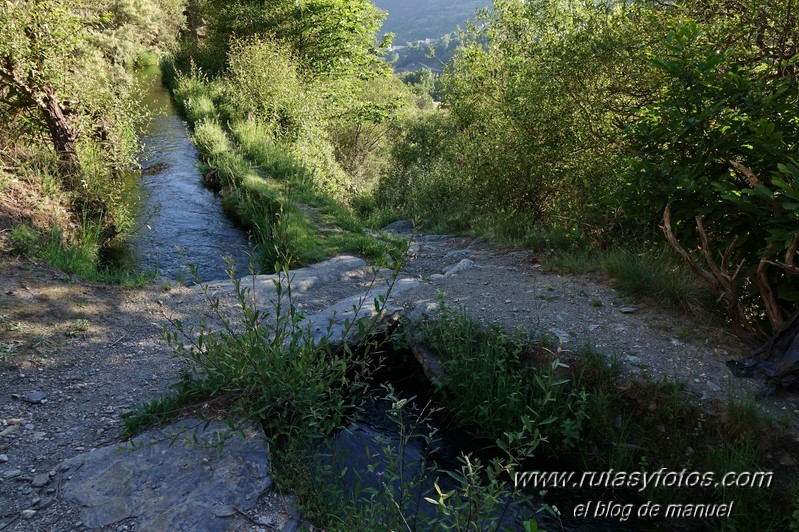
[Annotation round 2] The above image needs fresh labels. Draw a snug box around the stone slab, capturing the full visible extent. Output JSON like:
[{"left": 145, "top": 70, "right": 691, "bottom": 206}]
[{"left": 59, "top": 418, "right": 271, "bottom": 531}]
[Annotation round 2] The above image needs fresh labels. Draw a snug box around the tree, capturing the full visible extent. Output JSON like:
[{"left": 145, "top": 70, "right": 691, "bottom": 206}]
[
  {"left": 0, "top": 1, "right": 86, "bottom": 179},
  {"left": 624, "top": 11, "right": 799, "bottom": 335},
  {"left": 201, "top": 0, "right": 390, "bottom": 77}
]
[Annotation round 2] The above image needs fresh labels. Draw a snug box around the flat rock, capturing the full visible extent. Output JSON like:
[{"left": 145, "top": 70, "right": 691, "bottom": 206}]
[
  {"left": 59, "top": 418, "right": 272, "bottom": 531},
  {"left": 619, "top": 307, "right": 638, "bottom": 314},
  {"left": 444, "top": 249, "right": 470, "bottom": 259},
  {"left": 3, "top": 468, "right": 21, "bottom": 479},
  {"left": 442, "top": 259, "right": 475, "bottom": 277},
  {"left": 23, "top": 391, "right": 47, "bottom": 404},
  {"left": 31, "top": 473, "right": 50, "bottom": 488},
  {"left": 302, "top": 278, "right": 420, "bottom": 346},
  {"left": 0, "top": 425, "right": 20, "bottom": 437},
  {"left": 380, "top": 219, "right": 414, "bottom": 235}
]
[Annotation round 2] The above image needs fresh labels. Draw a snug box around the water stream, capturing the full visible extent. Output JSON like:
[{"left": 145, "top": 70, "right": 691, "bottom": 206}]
[{"left": 131, "top": 67, "right": 253, "bottom": 282}]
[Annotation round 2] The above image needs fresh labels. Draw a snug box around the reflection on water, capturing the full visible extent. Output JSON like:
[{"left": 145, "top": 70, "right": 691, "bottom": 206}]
[{"left": 131, "top": 67, "right": 253, "bottom": 282}]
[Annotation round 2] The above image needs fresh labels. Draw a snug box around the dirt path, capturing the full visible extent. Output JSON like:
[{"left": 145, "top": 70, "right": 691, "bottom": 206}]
[
  {"left": 1, "top": 227, "right": 798, "bottom": 530},
  {"left": 0, "top": 257, "right": 181, "bottom": 530}
]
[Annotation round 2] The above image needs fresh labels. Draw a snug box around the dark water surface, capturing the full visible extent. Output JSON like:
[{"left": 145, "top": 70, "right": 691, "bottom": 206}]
[{"left": 131, "top": 67, "right": 252, "bottom": 282}]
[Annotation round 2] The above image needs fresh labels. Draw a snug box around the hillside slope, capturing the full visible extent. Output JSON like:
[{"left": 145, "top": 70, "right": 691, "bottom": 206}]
[{"left": 373, "top": 0, "right": 490, "bottom": 43}]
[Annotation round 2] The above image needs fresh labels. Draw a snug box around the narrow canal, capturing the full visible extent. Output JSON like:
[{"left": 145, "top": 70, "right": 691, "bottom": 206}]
[{"left": 131, "top": 67, "right": 253, "bottom": 282}]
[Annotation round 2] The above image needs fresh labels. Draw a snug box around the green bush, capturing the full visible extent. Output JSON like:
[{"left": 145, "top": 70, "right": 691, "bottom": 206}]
[
  {"left": 173, "top": 71, "right": 221, "bottom": 124},
  {"left": 10, "top": 224, "right": 40, "bottom": 256},
  {"left": 159, "top": 262, "right": 389, "bottom": 447},
  {"left": 623, "top": 19, "right": 799, "bottom": 331},
  {"left": 423, "top": 301, "right": 588, "bottom": 451}
]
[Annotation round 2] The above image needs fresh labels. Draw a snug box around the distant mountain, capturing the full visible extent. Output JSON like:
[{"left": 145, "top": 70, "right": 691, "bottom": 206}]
[{"left": 372, "top": 0, "right": 491, "bottom": 44}]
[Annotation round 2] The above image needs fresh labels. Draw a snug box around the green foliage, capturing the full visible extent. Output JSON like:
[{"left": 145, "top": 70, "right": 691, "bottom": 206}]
[
  {"left": 623, "top": 15, "right": 799, "bottom": 328},
  {"left": 325, "top": 74, "right": 412, "bottom": 196},
  {"left": 437, "top": 0, "right": 657, "bottom": 229},
  {"left": 9, "top": 223, "right": 150, "bottom": 286},
  {"left": 199, "top": 0, "right": 389, "bottom": 77},
  {"left": 222, "top": 37, "right": 309, "bottom": 139},
  {"left": 335, "top": 389, "right": 540, "bottom": 530},
  {"left": 172, "top": 70, "right": 221, "bottom": 124},
  {"left": 86, "top": 0, "right": 186, "bottom": 67},
  {"left": 398, "top": 67, "right": 443, "bottom": 102},
  {"left": 423, "top": 301, "right": 588, "bottom": 451},
  {"left": 161, "top": 261, "right": 387, "bottom": 446},
  {"left": 373, "top": 110, "right": 469, "bottom": 230},
  {"left": 10, "top": 224, "right": 40, "bottom": 256},
  {"left": 0, "top": 0, "right": 186, "bottom": 279},
  {"left": 373, "top": 0, "right": 664, "bottom": 238}
]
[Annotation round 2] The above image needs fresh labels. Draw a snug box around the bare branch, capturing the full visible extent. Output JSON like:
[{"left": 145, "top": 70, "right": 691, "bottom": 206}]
[
  {"left": 661, "top": 206, "right": 762, "bottom": 337},
  {"left": 660, "top": 206, "right": 718, "bottom": 289},
  {"left": 729, "top": 160, "right": 762, "bottom": 187},
  {"left": 757, "top": 260, "right": 785, "bottom": 330}
]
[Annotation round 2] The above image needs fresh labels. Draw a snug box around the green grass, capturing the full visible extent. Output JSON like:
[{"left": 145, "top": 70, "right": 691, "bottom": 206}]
[
  {"left": 542, "top": 247, "right": 714, "bottom": 312},
  {"left": 10, "top": 223, "right": 152, "bottom": 287},
  {"left": 422, "top": 300, "right": 588, "bottom": 450}
]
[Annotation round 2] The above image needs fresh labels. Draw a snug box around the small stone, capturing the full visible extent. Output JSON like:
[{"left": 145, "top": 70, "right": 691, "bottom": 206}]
[
  {"left": 706, "top": 381, "right": 722, "bottom": 392},
  {"left": 442, "top": 259, "right": 475, "bottom": 276},
  {"left": 588, "top": 324, "right": 600, "bottom": 331},
  {"left": 31, "top": 473, "right": 50, "bottom": 488},
  {"left": 626, "top": 355, "right": 641, "bottom": 363},
  {"left": 0, "top": 454, "right": 8, "bottom": 463},
  {"left": 33, "top": 496, "right": 54, "bottom": 510},
  {"left": 3, "top": 468, "right": 22, "bottom": 479},
  {"left": 0, "top": 425, "right": 20, "bottom": 437},
  {"left": 20, "top": 509, "right": 36, "bottom": 519},
  {"left": 256, "top": 515, "right": 276, "bottom": 526},
  {"left": 23, "top": 391, "right": 47, "bottom": 404},
  {"left": 504, "top": 299, "right": 511, "bottom": 304},
  {"left": 444, "top": 249, "right": 469, "bottom": 259},
  {"left": 24, "top": 424, "right": 34, "bottom": 430},
  {"left": 619, "top": 307, "right": 638, "bottom": 314}
]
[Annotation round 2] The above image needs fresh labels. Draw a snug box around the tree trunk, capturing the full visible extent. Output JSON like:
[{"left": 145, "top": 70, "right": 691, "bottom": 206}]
[{"left": 39, "top": 83, "right": 80, "bottom": 181}]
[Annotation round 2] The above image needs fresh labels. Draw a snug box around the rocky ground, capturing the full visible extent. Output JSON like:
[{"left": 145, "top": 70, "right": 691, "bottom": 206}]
[{"left": 1, "top": 223, "right": 798, "bottom": 531}]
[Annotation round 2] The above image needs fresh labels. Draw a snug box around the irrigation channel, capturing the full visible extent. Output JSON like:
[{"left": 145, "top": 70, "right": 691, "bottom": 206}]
[
  {"left": 327, "top": 339, "right": 652, "bottom": 531},
  {"left": 131, "top": 67, "right": 253, "bottom": 281},
  {"left": 132, "top": 70, "right": 654, "bottom": 531}
]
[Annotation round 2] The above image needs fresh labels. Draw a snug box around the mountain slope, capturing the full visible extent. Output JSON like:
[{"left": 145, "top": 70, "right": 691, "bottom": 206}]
[{"left": 373, "top": 0, "right": 490, "bottom": 43}]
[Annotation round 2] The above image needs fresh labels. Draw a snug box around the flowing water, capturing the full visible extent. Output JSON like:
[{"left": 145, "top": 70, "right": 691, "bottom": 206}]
[{"left": 131, "top": 67, "right": 253, "bottom": 282}]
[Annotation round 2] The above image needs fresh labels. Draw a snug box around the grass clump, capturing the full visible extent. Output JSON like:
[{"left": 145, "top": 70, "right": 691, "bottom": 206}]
[
  {"left": 10, "top": 223, "right": 150, "bottom": 287},
  {"left": 422, "top": 300, "right": 589, "bottom": 451},
  {"left": 543, "top": 247, "right": 713, "bottom": 312}
]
